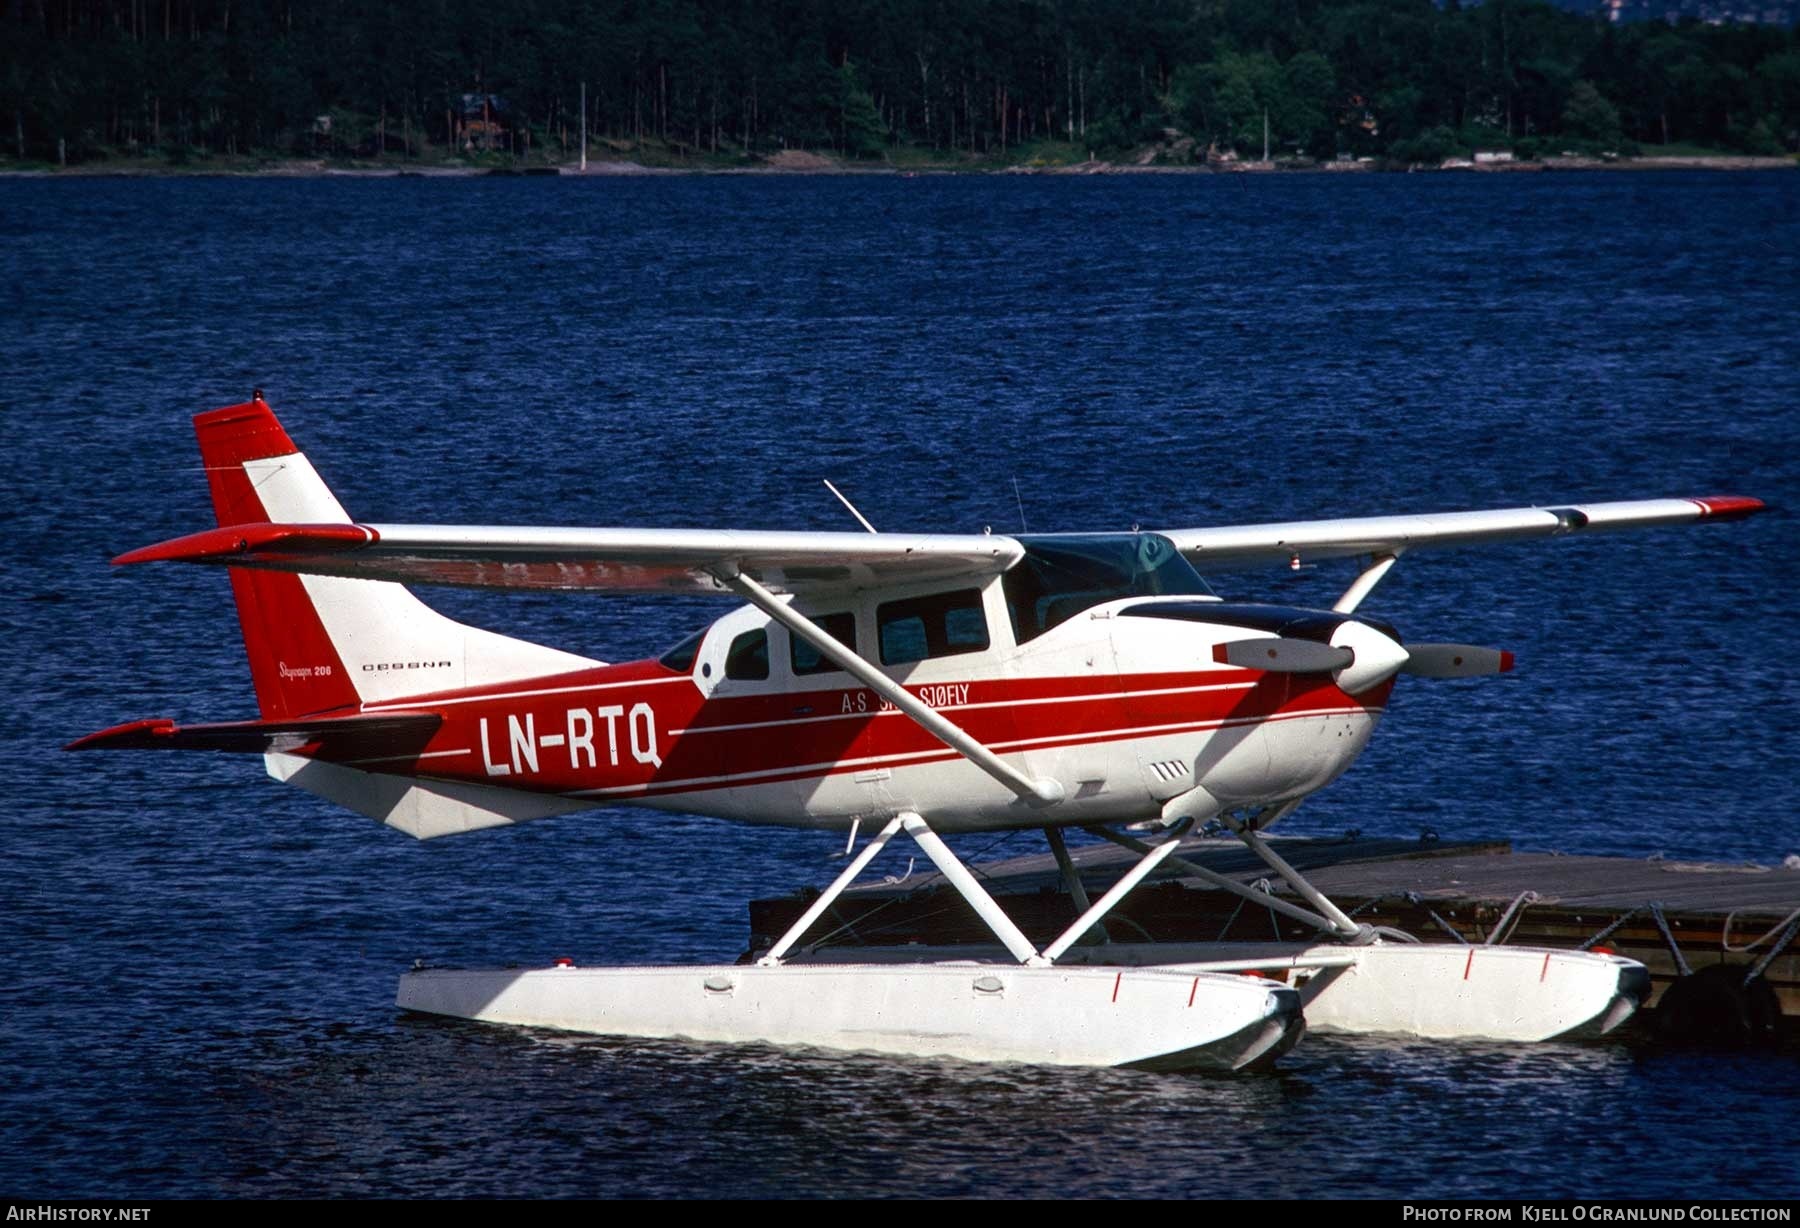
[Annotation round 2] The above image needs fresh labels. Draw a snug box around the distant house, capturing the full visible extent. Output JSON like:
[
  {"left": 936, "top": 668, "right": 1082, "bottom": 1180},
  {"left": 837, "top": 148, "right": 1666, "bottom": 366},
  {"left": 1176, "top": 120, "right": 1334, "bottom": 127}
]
[{"left": 458, "top": 93, "right": 511, "bottom": 151}]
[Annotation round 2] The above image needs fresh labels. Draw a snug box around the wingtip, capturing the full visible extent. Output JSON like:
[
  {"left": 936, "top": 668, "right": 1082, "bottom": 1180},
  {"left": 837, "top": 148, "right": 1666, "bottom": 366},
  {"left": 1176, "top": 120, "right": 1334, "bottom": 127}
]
[
  {"left": 1692, "top": 496, "right": 1767, "bottom": 521},
  {"left": 111, "top": 522, "right": 376, "bottom": 567},
  {"left": 65, "top": 718, "right": 176, "bottom": 751}
]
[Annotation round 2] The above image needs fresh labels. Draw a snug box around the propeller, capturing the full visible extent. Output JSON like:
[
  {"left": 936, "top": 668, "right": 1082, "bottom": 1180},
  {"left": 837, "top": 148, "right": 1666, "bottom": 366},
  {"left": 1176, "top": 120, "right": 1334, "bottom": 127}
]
[
  {"left": 1213, "top": 639, "right": 1352, "bottom": 673},
  {"left": 1398, "top": 644, "right": 1514, "bottom": 678},
  {"left": 1214, "top": 629, "right": 1513, "bottom": 693}
]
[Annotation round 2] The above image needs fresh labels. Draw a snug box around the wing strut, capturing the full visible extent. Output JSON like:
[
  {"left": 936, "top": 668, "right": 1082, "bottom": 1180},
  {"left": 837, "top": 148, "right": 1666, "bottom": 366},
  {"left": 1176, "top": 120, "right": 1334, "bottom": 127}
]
[
  {"left": 714, "top": 566, "right": 1065, "bottom": 806},
  {"left": 1332, "top": 551, "right": 1401, "bottom": 615}
]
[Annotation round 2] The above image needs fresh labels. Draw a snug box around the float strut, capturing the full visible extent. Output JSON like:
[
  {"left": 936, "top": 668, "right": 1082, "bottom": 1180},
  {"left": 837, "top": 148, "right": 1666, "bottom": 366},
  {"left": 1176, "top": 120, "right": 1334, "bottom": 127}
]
[
  {"left": 1045, "top": 827, "right": 1095, "bottom": 913},
  {"left": 901, "top": 814, "right": 1046, "bottom": 965},
  {"left": 1223, "top": 807, "right": 1369, "bottom": 941},
  {"left": 1041, "top": 830, "right": 1187, "bottom": 962},
  {"left": 1087, "top": 826, "right": 1348, "bottom": 938},
  {"left": 758, "top": 816, "right": 906, "bottom": 966}
]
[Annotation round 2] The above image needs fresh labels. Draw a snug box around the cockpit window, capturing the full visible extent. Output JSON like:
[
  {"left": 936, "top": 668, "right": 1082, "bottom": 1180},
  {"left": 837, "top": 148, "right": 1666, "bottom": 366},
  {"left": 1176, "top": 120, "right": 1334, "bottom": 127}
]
[
  {"left": 1003, "top": 533, "right": 1212, "bottom": 645},
  {"left": 879, "top": 588, "right": 990, "bottom": 665},
  {"left": 725, "top": 628, "right": 770, "bottom": 680},
  {"left": 791, "top": 611, "right": 857, "bottom": 675},
  {"left": 658, "top": 628, "right": 705, "bottom": 672}
]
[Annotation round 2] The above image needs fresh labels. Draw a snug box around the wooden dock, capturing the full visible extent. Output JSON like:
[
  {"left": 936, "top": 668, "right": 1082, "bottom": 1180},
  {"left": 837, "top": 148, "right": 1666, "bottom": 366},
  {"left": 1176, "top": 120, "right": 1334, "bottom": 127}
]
[{"left": 749, "top": 835, "right": 1800, "bottom": 1043}]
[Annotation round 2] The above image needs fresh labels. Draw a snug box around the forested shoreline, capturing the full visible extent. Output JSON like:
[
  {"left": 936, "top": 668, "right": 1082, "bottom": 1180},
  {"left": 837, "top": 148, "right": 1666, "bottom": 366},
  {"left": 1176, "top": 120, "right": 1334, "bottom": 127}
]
[{"left": 4, "top": 0, "right": 1798, "bottom": 170}]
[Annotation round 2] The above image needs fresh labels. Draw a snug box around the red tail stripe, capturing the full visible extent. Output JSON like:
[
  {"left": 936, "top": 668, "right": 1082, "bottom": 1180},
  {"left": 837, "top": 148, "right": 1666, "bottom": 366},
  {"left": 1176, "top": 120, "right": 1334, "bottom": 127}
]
[
  {"left": 192, "top": 398, "right": 299, "bottom": 466},
  {"left": 188, "top": 399, "right": 363, "bottom": 720}
]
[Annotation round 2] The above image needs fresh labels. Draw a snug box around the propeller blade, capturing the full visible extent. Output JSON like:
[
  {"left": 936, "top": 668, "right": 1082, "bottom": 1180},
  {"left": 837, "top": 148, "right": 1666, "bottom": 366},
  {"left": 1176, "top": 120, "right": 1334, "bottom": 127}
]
[
  {"left": 1214, "top": 638, "right": 1354, "bottom": 673},
  {"left": 1401, "top": 644, "right": 1515, "bottom": 678}
]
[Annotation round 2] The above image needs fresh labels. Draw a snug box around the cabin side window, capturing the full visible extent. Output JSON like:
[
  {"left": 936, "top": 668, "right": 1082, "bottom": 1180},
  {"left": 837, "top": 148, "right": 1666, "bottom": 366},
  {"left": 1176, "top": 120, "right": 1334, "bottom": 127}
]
[
  {"left": 791, "top": 612, "right": 857, "bottom": 676},
  {"left": 725, "top": 628, "right": 770, "bottom": 680},
  {"left": 658, "top": 629, "right": 706, "bottom": 673},
  {"left": 878, "top": 589, "right": 990, "bottom": 665}
]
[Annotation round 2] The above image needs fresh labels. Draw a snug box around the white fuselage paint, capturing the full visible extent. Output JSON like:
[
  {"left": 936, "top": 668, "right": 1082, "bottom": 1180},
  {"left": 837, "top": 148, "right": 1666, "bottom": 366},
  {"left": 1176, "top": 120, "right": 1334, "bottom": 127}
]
[{"left": 571, "top": 594, "right": 1384, "bottom": 836}]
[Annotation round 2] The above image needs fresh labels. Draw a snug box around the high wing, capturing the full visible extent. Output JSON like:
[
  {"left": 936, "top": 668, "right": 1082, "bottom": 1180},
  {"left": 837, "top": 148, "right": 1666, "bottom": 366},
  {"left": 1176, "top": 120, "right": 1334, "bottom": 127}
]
[
  {"left": 114, "top": 495, "right": 1763, "bottom": 595},
  {"left": 1158, "top": 496, "right": 1765, "bottom": 572},
  {"left": 115, "top": 521, "right": 1023, "bottom": 595}
]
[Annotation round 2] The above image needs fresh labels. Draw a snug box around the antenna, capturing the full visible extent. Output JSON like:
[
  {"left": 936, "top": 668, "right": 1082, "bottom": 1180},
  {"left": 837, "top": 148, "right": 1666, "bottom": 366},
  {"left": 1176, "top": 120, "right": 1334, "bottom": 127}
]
[
  {"left": 823, "top": 479, "right": 878, "bottom": 533},
  {"left": 1011, "top": 476, "right": 1029, "bottom": 533}
]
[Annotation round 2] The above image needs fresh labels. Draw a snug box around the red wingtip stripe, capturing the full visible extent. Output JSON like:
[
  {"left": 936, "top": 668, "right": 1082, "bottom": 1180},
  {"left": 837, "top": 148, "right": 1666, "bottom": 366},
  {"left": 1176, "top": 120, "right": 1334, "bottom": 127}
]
[
  {"left": 1499, "top": 650, "right": 1515, "bottom": 673},
  {"left": 1691, "top": 495, "right": 1766, "bottom": 521},
  {"left": 113, "top": 522, "right": 376, "bottom": 567},
  {"left": 65, "top": 718, "right": 177, "bottom": 751}
]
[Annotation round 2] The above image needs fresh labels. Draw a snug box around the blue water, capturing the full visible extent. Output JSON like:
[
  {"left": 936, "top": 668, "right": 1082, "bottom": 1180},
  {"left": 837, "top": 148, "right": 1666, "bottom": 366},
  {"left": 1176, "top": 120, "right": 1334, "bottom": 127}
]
[{"left": 3, "top": 171, "right": 1797, "bottom": 1199}]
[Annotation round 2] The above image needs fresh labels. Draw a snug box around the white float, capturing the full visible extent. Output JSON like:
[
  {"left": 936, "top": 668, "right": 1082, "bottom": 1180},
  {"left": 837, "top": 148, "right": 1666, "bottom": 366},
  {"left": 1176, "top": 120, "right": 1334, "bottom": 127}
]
[
  {"left": 1092, "top": 942, "right": 1645, "bottom": 1042},
  {"left": 788, "top": 941, "right": 1648, "bottom": 1044},
  {"left": 397, "top": 960, "right": 1304, "bottom": 1071}
]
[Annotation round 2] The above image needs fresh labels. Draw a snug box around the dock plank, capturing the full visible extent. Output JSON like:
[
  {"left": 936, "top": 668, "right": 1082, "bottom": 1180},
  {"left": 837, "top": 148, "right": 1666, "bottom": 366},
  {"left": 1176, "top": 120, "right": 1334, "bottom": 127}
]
[{"left": 749, "top": 835, "right": 1800, "bottom": 1030}]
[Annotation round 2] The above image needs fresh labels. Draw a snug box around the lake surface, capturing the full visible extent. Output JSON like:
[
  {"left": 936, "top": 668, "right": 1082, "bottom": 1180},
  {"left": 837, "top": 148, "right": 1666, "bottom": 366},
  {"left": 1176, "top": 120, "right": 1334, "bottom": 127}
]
[{"left": 2, "top": 169, "right": 1797, "bottom": 1199}]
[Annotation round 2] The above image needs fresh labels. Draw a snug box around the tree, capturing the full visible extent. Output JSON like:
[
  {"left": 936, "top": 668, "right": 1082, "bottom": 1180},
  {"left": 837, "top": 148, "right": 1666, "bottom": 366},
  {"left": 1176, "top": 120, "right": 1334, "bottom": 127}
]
[
  {"left": 1194, "top": 50, "right": 1285, "bottom": 154},
  {"left": 1751, "top": 50, "right": 1800, "bottom": 150},
  {"left": 1563, "top": 80, "right": 1622, "bottom": 145},
  {"left": 840, "top": 61, "right": 884, "bottom": 157},
  {"left": 1282, "top": 50, "right": 1336, "bottom": 158}
]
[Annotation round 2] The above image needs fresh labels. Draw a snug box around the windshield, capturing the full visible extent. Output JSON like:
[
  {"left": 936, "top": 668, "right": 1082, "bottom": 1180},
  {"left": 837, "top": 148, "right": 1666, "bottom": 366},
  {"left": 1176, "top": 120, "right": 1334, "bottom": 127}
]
[{"left": 1003, "top": 533, "right": 1212, "bottom": 644}]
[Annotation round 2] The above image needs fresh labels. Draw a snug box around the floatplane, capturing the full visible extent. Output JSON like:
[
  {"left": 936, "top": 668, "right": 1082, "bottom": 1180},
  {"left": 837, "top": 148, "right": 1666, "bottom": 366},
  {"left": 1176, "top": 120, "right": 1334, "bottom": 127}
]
[{"left": 71, "top": 395, "right": 1766, "bottom": 1071}]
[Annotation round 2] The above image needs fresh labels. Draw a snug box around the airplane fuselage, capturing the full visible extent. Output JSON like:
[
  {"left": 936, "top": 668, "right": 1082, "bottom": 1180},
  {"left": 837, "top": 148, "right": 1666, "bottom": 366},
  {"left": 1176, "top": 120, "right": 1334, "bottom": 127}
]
[{"left": 340, "top": 590, "right": 1391, "bottom": 834}]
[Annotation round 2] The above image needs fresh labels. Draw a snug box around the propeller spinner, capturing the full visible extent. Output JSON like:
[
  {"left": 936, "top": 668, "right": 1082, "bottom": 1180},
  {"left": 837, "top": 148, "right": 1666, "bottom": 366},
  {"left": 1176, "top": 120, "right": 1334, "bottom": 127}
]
[{"left": 1213, "top": 624, "right": 1513, "bottom": 694}]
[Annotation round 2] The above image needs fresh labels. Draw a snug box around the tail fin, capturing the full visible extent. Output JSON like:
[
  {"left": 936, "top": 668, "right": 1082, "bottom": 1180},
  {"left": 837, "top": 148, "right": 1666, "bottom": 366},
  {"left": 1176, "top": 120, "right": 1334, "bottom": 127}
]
[{"left": 195, "top": 396, "right": 599, "bottom": 719}]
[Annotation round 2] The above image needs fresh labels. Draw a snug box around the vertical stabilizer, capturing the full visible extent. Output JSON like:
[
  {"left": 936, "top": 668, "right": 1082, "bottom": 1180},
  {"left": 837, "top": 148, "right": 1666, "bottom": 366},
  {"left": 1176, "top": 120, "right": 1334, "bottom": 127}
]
[{"left": 194, "top": 396, "right": 599, "bottom": 719}]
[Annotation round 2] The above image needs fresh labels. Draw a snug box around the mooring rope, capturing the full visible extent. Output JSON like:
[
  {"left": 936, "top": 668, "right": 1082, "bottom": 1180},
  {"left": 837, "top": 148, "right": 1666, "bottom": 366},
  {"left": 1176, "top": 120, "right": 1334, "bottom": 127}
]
[
  {"left": 1648, "top": 901, "right": 1694, "bottom": 976},
  {"left": 1577, "top": 905, "right": 1644, "bottom": 951},
  {"left": 1485, "top": 890, "right": 1541, "bottom": 946},
  {"left": 1742, "top": 913, "right": 1800, "bottom": 989},
  {"left": 1216, "top": 892, "right": 1249, "bottom": 941},
  {"left": 1722, "top": 905, "right": 1800, "bottom": 955},
  {"left": 1336, "top": 895, "right": 1422, "bottom": 943},
  {"left": 1405, "top": 891, "right": 1470, "bottom": 945},
  {"left": 1252, "top": 877, "right": 1283, "bottom": 940}
]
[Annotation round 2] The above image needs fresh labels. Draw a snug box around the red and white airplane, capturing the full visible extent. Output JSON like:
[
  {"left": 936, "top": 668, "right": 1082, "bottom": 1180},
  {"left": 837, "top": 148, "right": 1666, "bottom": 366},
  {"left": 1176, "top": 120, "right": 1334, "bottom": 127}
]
[{"left": 72, "top": 395, "right": 1766, "bottom": 1071}]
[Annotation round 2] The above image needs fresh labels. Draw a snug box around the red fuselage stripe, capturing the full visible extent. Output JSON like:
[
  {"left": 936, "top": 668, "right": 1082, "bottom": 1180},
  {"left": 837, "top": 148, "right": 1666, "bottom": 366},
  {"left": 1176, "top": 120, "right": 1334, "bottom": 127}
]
[{"left": 329, "top": 663, "right": 1388, "bottom": 803}]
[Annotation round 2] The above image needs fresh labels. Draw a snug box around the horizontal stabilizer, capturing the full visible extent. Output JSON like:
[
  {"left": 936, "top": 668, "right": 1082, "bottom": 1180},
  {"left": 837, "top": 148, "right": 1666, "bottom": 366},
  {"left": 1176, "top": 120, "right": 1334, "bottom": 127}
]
[{"left": 66, "top": 712, "right": 441, "bottom": 756}]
